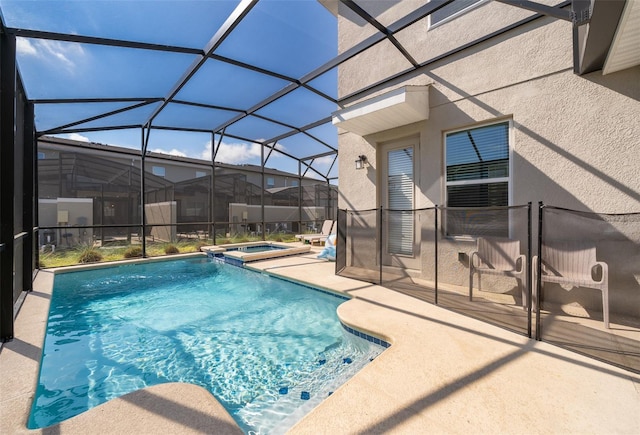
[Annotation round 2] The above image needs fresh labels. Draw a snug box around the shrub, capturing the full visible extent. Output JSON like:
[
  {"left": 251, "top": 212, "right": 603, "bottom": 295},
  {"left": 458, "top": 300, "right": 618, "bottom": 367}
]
[
  {"left": 78, "top": 247, "right": 103, "bottom": 264},
  {"left": 124, "top": 246, "right": 143, "bottom": 258},
  {"left": 164, "top": 244, "right": 179, "bottom": 254}
]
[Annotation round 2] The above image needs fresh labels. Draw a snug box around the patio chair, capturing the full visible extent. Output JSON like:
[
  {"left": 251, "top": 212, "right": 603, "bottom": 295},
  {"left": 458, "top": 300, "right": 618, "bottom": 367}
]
[
  {"left": 469, "top": 237, "right": 527, "bottom": 307},
  {"left": 533, "top": 241, "right": 609, "bottom": 328},
  {"left": 295, "top": 220, "right": 334, "bottom": 244}
]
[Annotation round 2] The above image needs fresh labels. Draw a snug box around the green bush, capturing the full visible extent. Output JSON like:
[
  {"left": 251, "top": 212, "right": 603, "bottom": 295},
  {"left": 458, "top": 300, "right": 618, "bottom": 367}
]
[
  {"left": 78, "top": 247, "right": 103, "bottom": 264},
  {"left": 164, "top": 244, "right": 179, "bottom": 254},
  {"left": 123, "top": 246, "right": 143, "bottom": 258}
]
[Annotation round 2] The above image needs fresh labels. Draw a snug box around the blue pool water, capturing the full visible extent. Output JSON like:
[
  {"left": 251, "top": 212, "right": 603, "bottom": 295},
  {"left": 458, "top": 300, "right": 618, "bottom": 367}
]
[{"left": 29, "top": 257, "right": 386, "bottom": 433}]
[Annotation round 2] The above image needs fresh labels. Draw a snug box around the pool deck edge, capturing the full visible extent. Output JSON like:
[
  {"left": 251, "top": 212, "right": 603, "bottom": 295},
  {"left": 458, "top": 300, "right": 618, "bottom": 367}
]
[{"left": 248, "top": 254, "right": 640, "bottom": 435}]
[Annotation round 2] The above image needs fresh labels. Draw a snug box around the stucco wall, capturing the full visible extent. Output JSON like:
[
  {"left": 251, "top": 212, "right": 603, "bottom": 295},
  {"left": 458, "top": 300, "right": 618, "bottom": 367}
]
[
  {"left": 145, "top": 201, "right": 177, "bottom": 242},
  {"left": 38, "top": 198, "right": 94, "bottom": 247},
  {"left": 338, "top": 10, "right": 640, "bottom": 212},
  {"left": 335, "top": 2, "right": 640, "bottom": 314}
]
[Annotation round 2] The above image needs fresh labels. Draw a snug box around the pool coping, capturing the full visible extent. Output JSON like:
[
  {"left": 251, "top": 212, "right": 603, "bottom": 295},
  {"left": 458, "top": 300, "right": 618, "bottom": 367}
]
[
  {"left": 2, "top": 248, "right": 640, "bottom": 434},
  {"left": 201, "top": 241, "right": 311, "bottom": 263}
]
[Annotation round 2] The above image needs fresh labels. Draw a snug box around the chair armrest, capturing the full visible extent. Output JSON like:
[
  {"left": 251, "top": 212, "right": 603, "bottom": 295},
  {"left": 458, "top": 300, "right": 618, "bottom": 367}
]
[{"left": 592, "top": 261, "right": 608, "bottom": 284}]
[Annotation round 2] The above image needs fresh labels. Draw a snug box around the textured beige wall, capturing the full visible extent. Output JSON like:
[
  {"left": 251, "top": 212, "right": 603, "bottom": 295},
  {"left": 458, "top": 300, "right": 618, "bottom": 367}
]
[
  {"left": 336, "top": 2, "right": 640, "bottom": 314},
  {"left": 37, "top": 198, "right": 94, "bottom": 247},
  {"left": 337, "top": 4, "right": 640, "bottom": 213},
  {"left": 145, "top": 201, "right": 177, "bottom": 242}
]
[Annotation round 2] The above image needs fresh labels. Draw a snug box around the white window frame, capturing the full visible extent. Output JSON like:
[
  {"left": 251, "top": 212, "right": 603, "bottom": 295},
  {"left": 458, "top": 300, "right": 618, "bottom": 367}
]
[
  {"left": 444, "top": 119, "right": 513, "bottom": 238},
  {"left": 429, "top": 0, "right": 488, "bottom": 29}
]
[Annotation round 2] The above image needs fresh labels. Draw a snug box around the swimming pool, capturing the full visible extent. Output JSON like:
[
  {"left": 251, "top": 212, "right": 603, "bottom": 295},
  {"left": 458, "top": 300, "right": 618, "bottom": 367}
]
[{"left": 29, "top": 257, "right": 387, "bottom": 433}]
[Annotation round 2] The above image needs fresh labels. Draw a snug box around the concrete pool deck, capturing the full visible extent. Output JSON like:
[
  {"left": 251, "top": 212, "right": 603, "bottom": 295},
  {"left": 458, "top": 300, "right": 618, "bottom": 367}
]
[{"left": 1, "top": 247, "right": 639, "bottom": 434}]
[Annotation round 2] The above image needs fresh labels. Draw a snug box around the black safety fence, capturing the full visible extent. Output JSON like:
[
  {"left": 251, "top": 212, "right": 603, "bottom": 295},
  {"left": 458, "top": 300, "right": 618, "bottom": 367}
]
[
  {"left": 335, "top": 208, "right": 380, "bottom": 284},
  {"left": 337, "top": 203, "right": 640, "bottom": 373},
  {"left": 337, "top": 204, "right": 532, "bottom": 337},
  {"left": 537, "top": 205, "right": 640, "bottom": 373},
  {"left": 437, "top": 205, "right": 532, "bottom": 337}
]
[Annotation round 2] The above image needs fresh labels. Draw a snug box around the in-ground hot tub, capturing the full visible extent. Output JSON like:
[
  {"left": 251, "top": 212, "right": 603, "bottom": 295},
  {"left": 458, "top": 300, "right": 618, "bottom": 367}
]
[{"left": 201, "top": 241, "right": 311, "bottom": 266}]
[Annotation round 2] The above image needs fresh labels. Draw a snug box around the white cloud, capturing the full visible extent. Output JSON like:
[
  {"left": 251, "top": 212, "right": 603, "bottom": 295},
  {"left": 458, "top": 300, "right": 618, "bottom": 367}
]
[
  {"left": 199, "top": 141, "right": 214, "bottom": 161},
  {"left": 16, "top": 38, "right": 37, "bottom": 56},
  {"left": 16, "top": 37, "right": 85, "bottom": 71},
  {"left": 216, "top": 142, "right": 262, "bottom": 164},
  {"left": 199, "top": 140, "right": 287, "bottom": 165},
  {"left": 151, "top": 148, "right": 187, "bottom": 157},
  {"left": 65, "top": 133, "right": 90, "bottom": 142},
  {"left": 313, "top": 155, "right": 335, "bottom": 166},
  {"left": 272, "top": 143, "right": 287, "bottom": 153}
]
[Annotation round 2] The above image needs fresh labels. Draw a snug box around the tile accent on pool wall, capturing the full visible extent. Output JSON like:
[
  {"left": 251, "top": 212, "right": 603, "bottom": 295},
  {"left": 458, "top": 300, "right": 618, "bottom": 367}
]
[
  {"left": 208, "top": 252, "right": 245, "bottom": 268},
  {"left": 341, "top": 323, "right": 391, "bottom": 348}
]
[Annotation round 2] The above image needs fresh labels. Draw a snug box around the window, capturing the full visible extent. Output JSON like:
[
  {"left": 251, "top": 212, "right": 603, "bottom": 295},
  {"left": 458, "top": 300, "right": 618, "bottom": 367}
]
[
  {"left": 151, "top": 166, "right": 165, "bottom": 177},
  {"left": 195, "top": 170, "right": 207, "bottom": 178},
  {"left": 289, "top": 179, "right": 299, "bottom": 187},
  {"left": 445, "top": 121, "right": 510, "bottom": 236},
  {"left": 387, "top": 147, "right": 414, "bottom": 256},
  {"left": 430, "top": 0, "right": 486, "bottom": 27},
  {"left": 37, "top": 152, "right": 45, "bottom": 160},
  {"left": 266, "top": 177, "right": 275, "bottom": 188}
]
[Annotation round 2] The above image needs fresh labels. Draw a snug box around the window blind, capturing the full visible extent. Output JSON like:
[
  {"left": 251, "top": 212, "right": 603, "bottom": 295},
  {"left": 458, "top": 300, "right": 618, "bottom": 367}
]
[
  {"left": 447, "top": 182, "right": 508, "bottom": 207},
  {"left": 387, "top": 148, "right": 413, "bottom": 255},
  {"left": 446, "top": 122, "right": 509, "bottom": 182},
  {"left": 445, "top": 122, "right": 510, "bottom": 237}
]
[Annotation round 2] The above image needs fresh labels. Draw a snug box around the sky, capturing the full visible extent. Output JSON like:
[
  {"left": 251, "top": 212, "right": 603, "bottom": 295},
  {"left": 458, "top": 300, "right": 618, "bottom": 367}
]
[{"left": 0, "top": 0, "right": 339, "bottom": 179}]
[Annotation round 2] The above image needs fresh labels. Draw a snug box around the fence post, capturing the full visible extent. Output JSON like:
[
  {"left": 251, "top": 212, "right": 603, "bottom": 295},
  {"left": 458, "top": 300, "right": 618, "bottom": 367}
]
[
  {"left": 527, "top": 202, "right": 532, "bottom": 338},
  {"left": 379, "top": 205, "right": 383, "bottom": 285},
  {"left": 435, "top": 205, "right": 439, "bottom": 305},
  {"left": 536, "top": 201, "right": 544, "bottom": 340}
]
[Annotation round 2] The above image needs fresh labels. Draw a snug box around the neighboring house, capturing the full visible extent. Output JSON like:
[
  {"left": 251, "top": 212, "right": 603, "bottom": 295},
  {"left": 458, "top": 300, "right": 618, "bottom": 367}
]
[
  {"left": 38, "top": 135, "right": 320, "bottom": 188},
  {"left": 37, "top": 136, "right": 337, "bottom": 241},
  {"left": 329, "top": 1, "right": 639, "bottom": 315}
]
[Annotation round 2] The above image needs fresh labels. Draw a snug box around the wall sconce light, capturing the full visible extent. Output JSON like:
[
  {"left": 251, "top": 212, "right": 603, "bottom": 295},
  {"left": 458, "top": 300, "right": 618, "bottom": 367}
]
[{"left": 355, "top": 155, "right": 367, "bottom": 170}]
